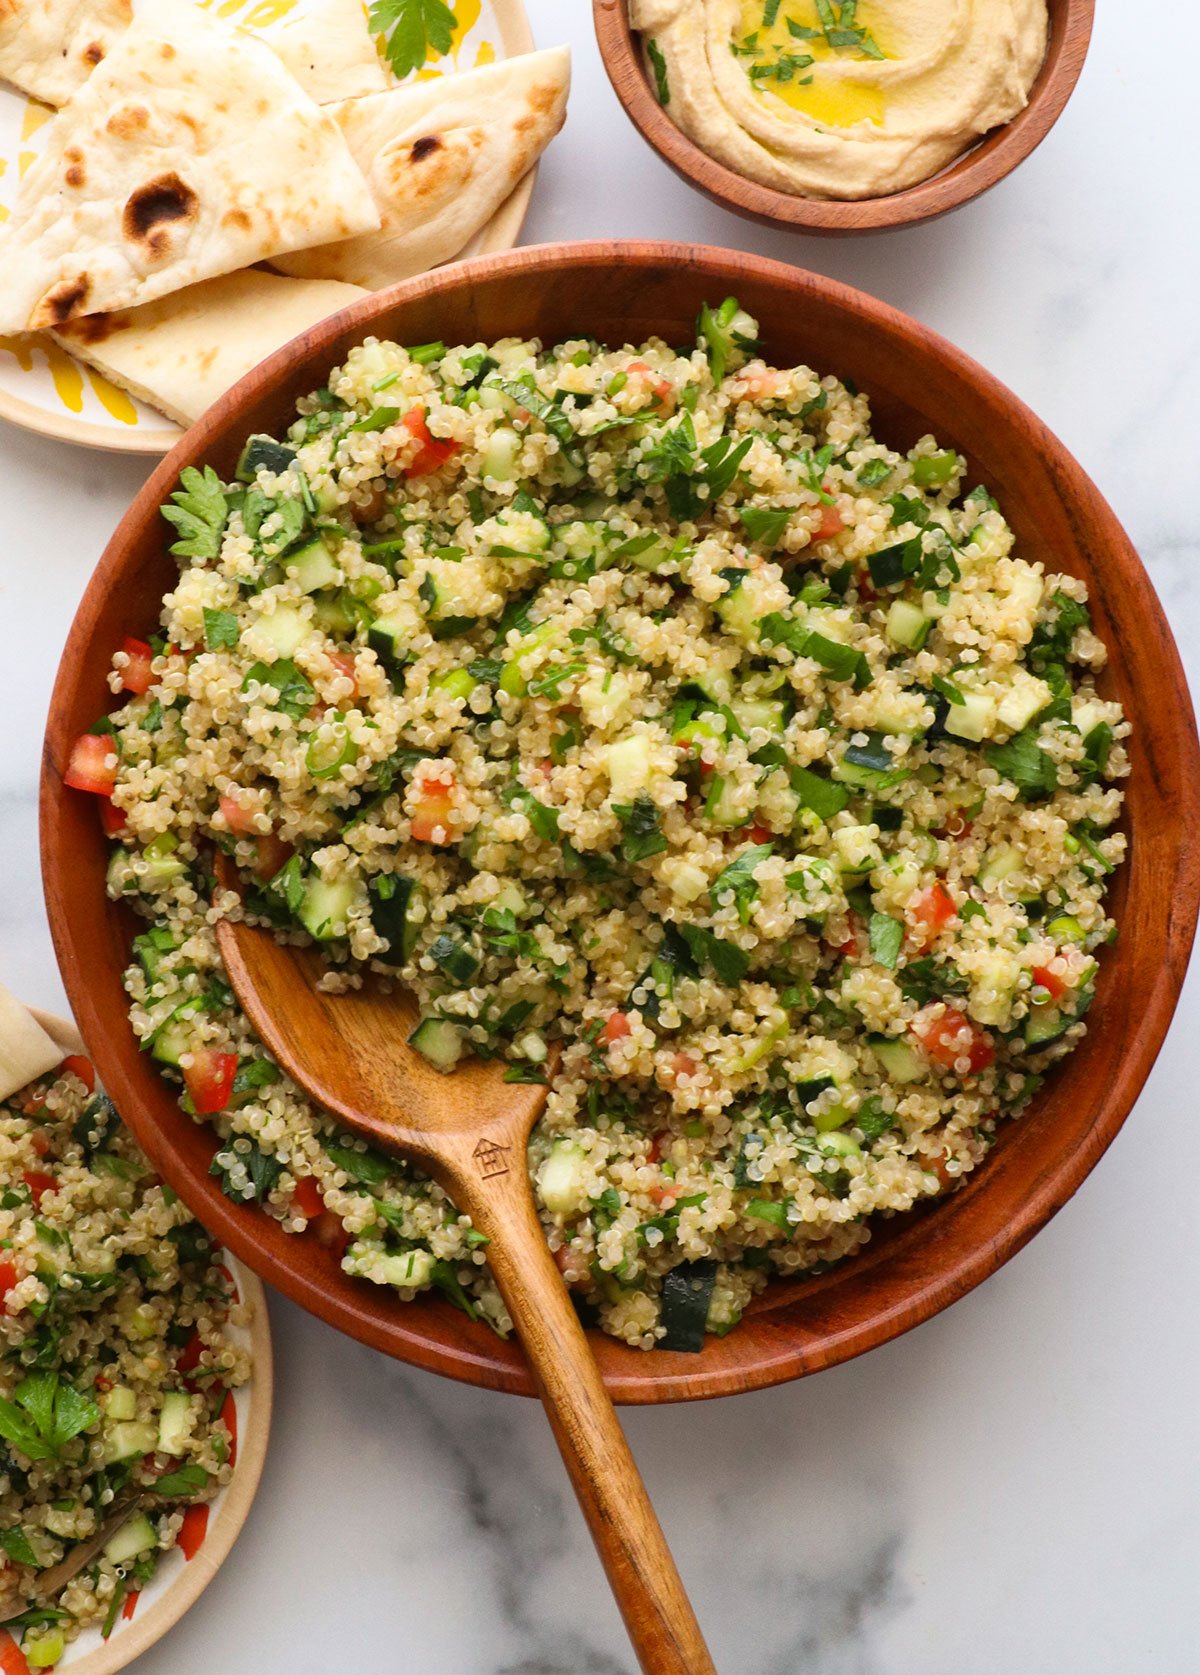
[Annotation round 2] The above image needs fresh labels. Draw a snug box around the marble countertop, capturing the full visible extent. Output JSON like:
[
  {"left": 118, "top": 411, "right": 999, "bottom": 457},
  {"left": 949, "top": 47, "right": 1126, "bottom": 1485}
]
[{"left": 2, "top": 4, "right": 1198, "bottom": 1671}]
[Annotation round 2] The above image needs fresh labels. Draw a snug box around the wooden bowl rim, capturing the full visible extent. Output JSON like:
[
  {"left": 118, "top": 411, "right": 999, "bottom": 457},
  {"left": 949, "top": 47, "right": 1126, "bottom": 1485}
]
[
  {"left": 592, "top": 0, "right": 1095, "bottom": 233},
  {"left": 4, "top": 1007, "right": 273, "bottom": 1672},
  {"left": 40, "top": 239, "right": 1200, "bottom": 1404},
  {"left": 0, "top": 0, "right": 538, "bottom": 457}
]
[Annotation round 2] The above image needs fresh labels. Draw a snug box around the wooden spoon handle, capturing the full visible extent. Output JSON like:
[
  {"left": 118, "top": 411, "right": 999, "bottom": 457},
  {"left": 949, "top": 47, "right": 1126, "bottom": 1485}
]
[{"left": 446, "top": 1153, "right": 716, "bottom": 1675}]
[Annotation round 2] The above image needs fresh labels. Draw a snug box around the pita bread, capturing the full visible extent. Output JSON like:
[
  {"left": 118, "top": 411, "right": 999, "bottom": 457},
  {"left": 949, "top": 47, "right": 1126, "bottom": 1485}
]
[
  {"left": 0, "top": 0, "right": 379, "bottom": 334},
  {"left": 0, "top": 0, "right": 133, "bottom": 106},
  {"left": 51, "top": 267, "right": 367, "bottom": 427},
  {"left": 256, "top": 0, "right": 388, "bottom": 105},
  {"left": 274, "top": 46, "right": 571, "bottom": 289},
  {"left": 0, "top": 986, "right": 65, "bottom": 1104}
]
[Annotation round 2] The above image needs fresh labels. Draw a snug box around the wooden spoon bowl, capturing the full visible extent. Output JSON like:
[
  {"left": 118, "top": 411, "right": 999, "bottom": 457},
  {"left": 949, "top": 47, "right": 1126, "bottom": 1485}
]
[
  {"left": 41, "top": 241, "right": 1200, "bottom": 1404},
  {"left": 593, "top": 0, "right": 1094, "bottom": 234}
]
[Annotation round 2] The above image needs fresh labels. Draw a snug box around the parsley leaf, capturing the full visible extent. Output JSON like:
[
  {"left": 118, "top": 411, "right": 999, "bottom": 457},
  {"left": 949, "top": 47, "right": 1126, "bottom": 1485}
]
[
  {"left": 0, "top": 1374, "right": 99, "bottom": 1463},
  {"left": 210, "top": 1140, "right": 283, "bottom": 1204},
  {"left": 984, "top": 728, "right": 1060, "bottom": 800},
  {"left": 368, "top": 0, "right": 456, "bottom": 80},
  {"left": 202, "top": 608, "right": 240, "bottom": 652},
  {"left": 738, "top": 505, "right": 792, "bottom": 548},
  {"left": 153, "top": 1463, "right": 211, "bottom": 1498},
  {"left": 161, "top": 466, "right": 229, "bottom": 562},
  {"left": 241, "top": 659, "right": 314, "bottom": 721},
  {"left": 646, "top": 37, "right": 670, "bottom": 104},
  {"left": 710, "top": 844, "right": 773, "bottom": 925},
  {"left": 868, "top": 912, "right": 904, "bottom": 969},
  {"left": 613, "top": 794, "right": 668, "bottom": 863}
]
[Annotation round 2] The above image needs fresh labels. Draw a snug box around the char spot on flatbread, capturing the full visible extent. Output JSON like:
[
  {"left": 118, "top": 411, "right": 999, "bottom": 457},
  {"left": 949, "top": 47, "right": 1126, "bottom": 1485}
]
[
  {"left": 56, "top": 312, "right": 131, "bottom": 347},
  {"left": 223, "top": 208, "right": 251, "bottom": 232},
  {"left": 64, "top": 148, "right": 85, "bottom": 188},
  {"left": 123, "top": 173, "right": 199, "bottom": 255},
  {"left": 411, "top": 135, "right": 442, "bottom": 162},
  {"left": 107, "top": 103, "right": 150, "bottom": 141},
  {"left": 83, "top": 40, "right": 106, "bottom": 67},
  {"left": 33, "top": 275, "right": 93, "bottom": 329}
]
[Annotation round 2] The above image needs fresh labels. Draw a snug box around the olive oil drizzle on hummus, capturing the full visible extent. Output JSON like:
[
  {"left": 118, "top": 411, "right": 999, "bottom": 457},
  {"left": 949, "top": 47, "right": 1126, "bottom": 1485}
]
[{"left": 733, "top": 0, "right": 891, "bottom": 128}]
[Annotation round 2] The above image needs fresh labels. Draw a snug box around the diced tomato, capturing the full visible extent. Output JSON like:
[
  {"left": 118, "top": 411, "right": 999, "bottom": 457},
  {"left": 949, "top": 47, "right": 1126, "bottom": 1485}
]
[
  {"left": 94, "top": 1374, "right": 112, "bottom": 1393},
  {"left": 61, "top": 1055, "right": 95, "bottom": 1093},
  {"left": 99, "top": 796, "right": 129, "bottom": 839},
  {"left": 178, "top": 1503, "right": 209, "bottom": 1561},
  {"left": 122, "top": 1590, "right": 140, "bottom": 1622},
  {"left": 314, "top": 1209, "right": 351, "bottom": 1261},
  {"left": 827, "top": 918, "right": 862, "bottom": 960},
  {"left": 292, "top": 1176, "right": 323, "bottom": 1220},
  {"left": 648, "top": 1182, "right": 678, "bottom": 1209},
  {"left": 64, "top": 732, "right": 118, "bottom": 796},
  {"left": 410, "top": 772, "right": 456, "bottom": 844},
  {"left": 0, "top": 1259, "right": 19, "bottom": 1304},
  {"left": 218, "top": 794, "right": 259, "bottom": 837},
  {"left": 327, "top": 651, "right": 359, "bottom": 695},
  {"left": 177, "top": 1330, "right": 205, "bottom": 1375},
  {"left": 908, "top": 881, "right": 958, "bottom": 951},
  {"left": 911, "top": 1004, "right": 995, "bottom": 1074},
  {"left": 19, "top": 1084, "right": 48, "bottom": 1118},
  {"left": 600, "top": 1011, "right": 631, "bottom": 1046},
  {"left": 183, "top": 1049, "right": 238, "bottom": 1116},
  {"left": 215, "top": 1262, "right": 239, "bottom": 1305},
  {"left": 625, "top": 360, "right": 674, "bottom": 410},
  {"left": 1031, "top": 964, "right": 1069, "bottom": 1003},
  {"left": 647, "top": 1130, "right": 669, "bottom": 1163},
  {"left": 22, "top": 1171, "right": 55, "bottom": 1208},
  {"left": 117, "top": 636, "right": 154, "bottom": 696},
  {"left": 856, "top": 571, "right": 877, "bottom": 603},
  {"left": 249, "top": 832, "right": 293, "bottom": 882},
  {"left": 0, "top": 1629, "right": 29, "bottom": 1675},
  {"left": 815, "top": 500, "right": 844, "bottom": 540},
  {"left": 669, "top": 1054, "right": 698, "bottom": 1082},
  {"left": 30, "top": 1131, "right": 50, "bottom": 1158},
  {"left": 219, "top": 1389, "right": 238, "bottom": 1470},
  {"left": 401, "top": 405, "right": 459, "bottom": 477},
  {"left": 743, "top": 822, "right": 772, "bottom": 845}
]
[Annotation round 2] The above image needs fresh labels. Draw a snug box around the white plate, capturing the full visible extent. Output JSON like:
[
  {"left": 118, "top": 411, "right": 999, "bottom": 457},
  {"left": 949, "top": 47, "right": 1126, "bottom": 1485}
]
[
  {"left": 2, "top": 1010, "right": 275, "bottom": 1675},
  {"left": 0, "top": 0, "right": 535, "bottom": 455}
]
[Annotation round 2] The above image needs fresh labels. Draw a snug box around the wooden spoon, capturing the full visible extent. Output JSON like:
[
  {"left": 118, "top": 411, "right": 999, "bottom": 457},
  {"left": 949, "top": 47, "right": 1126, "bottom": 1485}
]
[{"left": 214, "top": 888, "right": 715, "bottom": 1675}]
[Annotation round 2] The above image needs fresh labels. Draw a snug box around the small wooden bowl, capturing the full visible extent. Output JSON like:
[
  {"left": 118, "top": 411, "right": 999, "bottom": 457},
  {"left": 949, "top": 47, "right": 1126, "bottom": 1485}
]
[
  {"left": 3, "top": 1006, "right": 273, "bottom": 1673},
  {"left": 41, "top": 242, "right": 1200, "bottom": 1404},
  {"left": 593, "top": 0, "right": 1094, "bottom": 234}
]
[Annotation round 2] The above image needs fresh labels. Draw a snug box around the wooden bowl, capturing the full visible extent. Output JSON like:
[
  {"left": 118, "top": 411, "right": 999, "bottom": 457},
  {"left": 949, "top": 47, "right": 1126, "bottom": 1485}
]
[
  {"left": 2, "top": 1005, "right": 273, "bottom": 1672},
  {"left": 41, "top": 241, "right": 1200, "bottom": 1404},
  {"left": 593, "top": 0, "right": 1094, "bottom": 233}
]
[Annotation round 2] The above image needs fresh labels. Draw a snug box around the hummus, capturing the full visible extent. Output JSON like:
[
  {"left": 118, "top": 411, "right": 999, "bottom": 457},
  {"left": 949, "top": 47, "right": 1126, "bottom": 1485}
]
[{"left": 632, "top": 0, "right": 1050, "bottom": 199}]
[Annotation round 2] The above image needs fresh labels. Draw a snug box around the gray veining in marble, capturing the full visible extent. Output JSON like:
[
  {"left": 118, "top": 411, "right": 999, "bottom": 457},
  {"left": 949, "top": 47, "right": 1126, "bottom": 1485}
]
[{"left": 0, "top": 2, "right": 1197, "bottom": 1670}]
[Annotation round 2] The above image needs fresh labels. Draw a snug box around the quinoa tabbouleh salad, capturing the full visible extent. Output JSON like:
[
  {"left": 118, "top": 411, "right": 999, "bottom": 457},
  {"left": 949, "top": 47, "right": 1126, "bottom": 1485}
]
[
  {"left": 67, "top": 297, "right": 1128, "bottom": 1352},
  {"left": 0, "top": 1056, "right": 249, "bottom": 1662}
]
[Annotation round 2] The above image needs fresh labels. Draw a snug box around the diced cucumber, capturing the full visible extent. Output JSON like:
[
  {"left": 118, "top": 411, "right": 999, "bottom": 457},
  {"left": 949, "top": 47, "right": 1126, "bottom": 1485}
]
[
  {"left": 730, "top": 698, "right": 786, "bottom": 735},
  {"left": 285, "top": 537, "right": 341, "bottom": 595},
  {"left": 1046, "top": 913, "right": 1087, "bottom": 945},
  {"left": 538, "top": 1142, "right": 590, "bottom": 1217},
  {"left": 702, "top": 773, "right": 744, "bottom": 829},
  {"left": 978, "top": 844, "right": 1024, "bottom": 889},
  {"left": 428, "top": 927, "right": 482, "bottom": 984},
  {"left": 24, "top": 1631, "right": 66, "bottom": 1669},
  {"left": 103, "top": 1512, "right": 158, "bottom": 1565},
  {"left": 367, "top": 602, "right": 420, "bottom": 670},
  {"left": 679, "top": 671, "right": 734, "bottom": 708},
  {"left": 1025, "top": 1006, "right": 1071, "bottom": 1048},
  {"left": 252, "top": 602, "right": 309, "bottom": 660},
  {"left": 103, "top": 1385, "right": 137, "bottom": 1421},
  {"left": 236, "top": 435, "right": 296, "bottom": 482},
  {"left": 482, "top": 425, "right": 522, "bottom": 482},
  {"left": 491, "top": 880, "right": 527, "bottom": 916},
  {"left": 299, "top": 875, "right": 356, "bottom": 941},
  {"left": 408, "top": 1017, "right": 464, "bottom": 1072},
  {"left": 945, "top": 691, "right": 997, "bottom": 742},
  {"left": 139, "top": 833, "right": 188, "bottom": 891},
  {"left": 378, "top": 1248, "right": 436, "bottom": 1288},
  {"left": 605, "top": 734, "right": 655, "bottom": 801},
  {"left": 103, "top": 1421, "right": 159, "bottom": 1465},
  {"left": 151, "top": 1014, "right": 193, "bottom": 1067},
  {"left": 430, "top": 668, "right": 476, "bottom": 702},
  {"left": 996, "top": 671, "right": 1052, "bottom": 733},
  {"left": 868, "top": 1036, "right": 925, "bottom": 1084},
  {"left": 515, "top": 1030, "right": 548, "bottom": 1064},
  {"left": 885, "top": 599, "right": 931, "bottom": 650},
  {"left": 714, "top": 571, "right": 772, "bottom": 643},
  {"left": 831, "top": 824, "right": 881, "bottom": 878},
  {"left": 418, "top": 570, "right": 478, "bottom": 640},
  {"left": 811, "top": 1102, "right": 853, "bottom": 1134},
  {"left": 499, "top": 619, "right": 559, "bottom": 697},
  {"left": 157, "top": 1391, "right": 193, "bottom": 1456},
  {"left": 657, "top": 1259, "right": 716, "bottom": 1353},
  {"left": 369, "top": 874, "right": 425, "bottom": 961}
]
